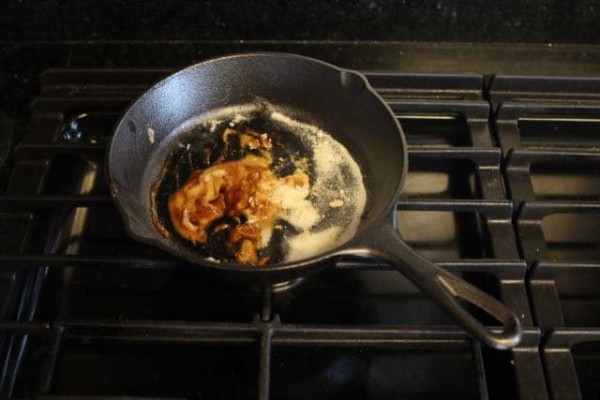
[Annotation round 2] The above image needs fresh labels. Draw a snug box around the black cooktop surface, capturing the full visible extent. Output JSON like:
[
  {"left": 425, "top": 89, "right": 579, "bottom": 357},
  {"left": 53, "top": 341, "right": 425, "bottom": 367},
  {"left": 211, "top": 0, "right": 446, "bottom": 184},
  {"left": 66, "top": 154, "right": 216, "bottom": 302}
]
[{"left": 0, "top": 60, "right": 599, "bottom": 400}]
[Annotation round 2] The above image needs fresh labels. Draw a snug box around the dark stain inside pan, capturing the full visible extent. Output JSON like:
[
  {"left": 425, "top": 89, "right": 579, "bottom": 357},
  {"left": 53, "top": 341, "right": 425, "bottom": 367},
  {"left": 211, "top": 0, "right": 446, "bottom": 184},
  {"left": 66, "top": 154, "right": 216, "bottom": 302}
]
[{"left": 152, "top": 108, "right": 317, "bottom": 264}]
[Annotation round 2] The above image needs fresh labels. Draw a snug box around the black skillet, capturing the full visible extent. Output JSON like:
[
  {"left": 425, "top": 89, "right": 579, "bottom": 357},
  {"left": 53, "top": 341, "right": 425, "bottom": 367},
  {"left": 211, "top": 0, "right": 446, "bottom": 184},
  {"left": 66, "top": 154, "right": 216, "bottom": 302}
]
[{"left": 108, "top": 53, "right": 522, "bottom": 349}]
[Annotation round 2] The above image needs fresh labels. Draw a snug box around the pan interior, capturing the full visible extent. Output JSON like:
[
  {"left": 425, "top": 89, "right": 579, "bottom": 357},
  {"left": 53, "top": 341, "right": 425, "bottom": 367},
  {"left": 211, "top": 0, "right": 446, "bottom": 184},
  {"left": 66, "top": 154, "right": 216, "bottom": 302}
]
[{"left": 148, "top": 102, "right": 369, "bottom": 265}]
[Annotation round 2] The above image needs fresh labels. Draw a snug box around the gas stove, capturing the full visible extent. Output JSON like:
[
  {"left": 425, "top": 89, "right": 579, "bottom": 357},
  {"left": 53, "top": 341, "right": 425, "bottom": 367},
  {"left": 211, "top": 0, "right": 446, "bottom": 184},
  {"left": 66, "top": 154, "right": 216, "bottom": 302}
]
[{"left": 0, "top": 61, "right": 599, "bottom": 399}]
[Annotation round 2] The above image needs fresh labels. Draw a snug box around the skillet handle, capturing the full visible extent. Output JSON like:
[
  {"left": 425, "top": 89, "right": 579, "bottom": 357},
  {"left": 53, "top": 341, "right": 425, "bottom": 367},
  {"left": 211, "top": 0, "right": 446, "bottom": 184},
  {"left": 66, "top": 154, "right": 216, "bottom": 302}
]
[{"left": 340, "top": 223, "right": 522, "bottom": 350}]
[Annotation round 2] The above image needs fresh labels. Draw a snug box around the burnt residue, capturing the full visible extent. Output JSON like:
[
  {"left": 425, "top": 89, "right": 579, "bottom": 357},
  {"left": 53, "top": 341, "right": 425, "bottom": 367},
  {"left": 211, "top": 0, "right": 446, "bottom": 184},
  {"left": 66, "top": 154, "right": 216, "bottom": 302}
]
[
  {"left": 204, "top": 215, "right": 238, "bottom": 259},
  {"left": 262, "top": 220, "right": 299, "bottom": 262},
  {"left": 152, "top": 110, "right": 316, "bottom": 264},
  {"left": 150, "top": 179, "right": 170, "bottom": 239},
  {"left": 109, "top": 182, "right": 118, "bottom": 198}
]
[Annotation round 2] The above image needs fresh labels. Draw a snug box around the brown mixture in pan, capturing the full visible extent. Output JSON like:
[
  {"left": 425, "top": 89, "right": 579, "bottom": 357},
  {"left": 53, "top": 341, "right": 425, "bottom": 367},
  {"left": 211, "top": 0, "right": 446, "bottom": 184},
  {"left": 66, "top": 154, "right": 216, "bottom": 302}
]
[{"left": 168, "top": 127, "right": 310, "bottom": 266}]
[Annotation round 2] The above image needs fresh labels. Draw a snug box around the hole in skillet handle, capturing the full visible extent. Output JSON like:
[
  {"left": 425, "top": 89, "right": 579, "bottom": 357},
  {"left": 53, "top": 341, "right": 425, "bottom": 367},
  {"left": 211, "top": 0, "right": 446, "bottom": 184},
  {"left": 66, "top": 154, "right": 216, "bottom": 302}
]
[{"left": 335, "top": 221, "right": 522, "bottom": 350}]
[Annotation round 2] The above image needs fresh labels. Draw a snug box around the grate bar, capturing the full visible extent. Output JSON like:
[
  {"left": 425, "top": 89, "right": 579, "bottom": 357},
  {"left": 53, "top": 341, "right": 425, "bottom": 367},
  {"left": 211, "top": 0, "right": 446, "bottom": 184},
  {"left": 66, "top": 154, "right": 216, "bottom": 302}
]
[
  {"left": 490, "top": 75, "right": 600, "bottom": 110},
  {"left": 0, "top": 196, "right": 111, "bottom": 210},
  {"left": 397, "top": 199, "right": 513, "bottom": 219},
  {"left": 518, "top": 201, "right": 600, "bottom": 220},
  {"left": 0, "top": 254, "right": 179, "bottom": 269},
  {"left": 388, "top": 100, "right": 489, "bottom": 119}
]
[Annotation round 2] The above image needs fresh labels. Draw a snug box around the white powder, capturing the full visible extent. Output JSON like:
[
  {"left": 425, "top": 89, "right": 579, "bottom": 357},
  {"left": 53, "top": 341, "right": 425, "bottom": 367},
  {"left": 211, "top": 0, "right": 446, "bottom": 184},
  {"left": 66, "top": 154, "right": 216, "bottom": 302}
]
[
  {"left": 167, "top": 104, "right": 368, "bottom": 263},
  {"left": 286, "top": 226, "right": 342, "bottom": 262},
  {"left": 204, "top": 109, "right": 251, "bottom": 131},
  {"left": 259, "top": 228, "right": 273, "bottom": 248},
  {"left": 230, "top": 113, "right": 247, "bottom": 125},
  {"left": 270, "top": 177, "right": 320, "bottom": 231},
  {"left": 269, "top": 111, "right": 367, "bottom": 262},
  {"left": 208, "top": 119, "right": 221, "bottom": 132},
  {"left": 281, "top": 198, "right": 320, "bottom": 231},
  {"left": 147, "top": 127, "right": 155, "bottom": 144}
]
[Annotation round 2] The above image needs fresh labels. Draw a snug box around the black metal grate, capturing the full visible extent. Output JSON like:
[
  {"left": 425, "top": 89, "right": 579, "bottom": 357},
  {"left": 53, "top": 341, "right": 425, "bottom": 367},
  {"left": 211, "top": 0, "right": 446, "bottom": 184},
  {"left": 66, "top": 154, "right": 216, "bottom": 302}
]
[
  {"left": 492, "top": 75, "right": 600, "bottom": 400},
  {"left": 0, "top": 69, "right": 580, "bottom": 399}
]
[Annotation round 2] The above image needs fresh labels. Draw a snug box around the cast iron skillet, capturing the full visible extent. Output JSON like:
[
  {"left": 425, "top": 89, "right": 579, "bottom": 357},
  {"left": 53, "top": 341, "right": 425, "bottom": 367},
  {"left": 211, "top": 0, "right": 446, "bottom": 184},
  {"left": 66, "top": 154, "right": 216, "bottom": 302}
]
[{"left": 108, "top": 53, "right": 522, "bottom": 349}]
